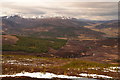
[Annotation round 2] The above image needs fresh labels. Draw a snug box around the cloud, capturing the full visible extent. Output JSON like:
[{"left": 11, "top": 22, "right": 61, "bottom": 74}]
[{"left": 1, "top": 2, "right": 118, "bottom": 20}]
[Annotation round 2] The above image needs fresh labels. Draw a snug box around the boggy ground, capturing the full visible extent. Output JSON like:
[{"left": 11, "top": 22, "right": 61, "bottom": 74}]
[
  {"left": 2, "top": 55, "right": 119, "bottom": 79},
  {"left": 2, "top": 37, "right": 119, "bottom": 79},
  {"left": 3, "top": 38, "right": 119, "bottom": 64},
  {"left": 54, "top": 38, "right": 118, "bottom": 63}
]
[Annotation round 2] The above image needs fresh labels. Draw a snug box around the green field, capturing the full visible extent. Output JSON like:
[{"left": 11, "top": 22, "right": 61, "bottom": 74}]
[{"left": 3, "top": 36, "right": 67, "bottom": 53}]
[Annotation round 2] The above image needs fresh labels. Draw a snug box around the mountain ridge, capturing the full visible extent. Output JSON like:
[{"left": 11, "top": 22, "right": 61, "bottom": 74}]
[{"left": 2, "top": 15, "right": 105, "bottom": 39}]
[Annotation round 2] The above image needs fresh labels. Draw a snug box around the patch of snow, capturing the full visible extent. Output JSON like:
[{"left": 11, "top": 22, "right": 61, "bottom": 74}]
[
  {"left": 88, "top": 67, "right": 100, "bottom": 70},
  {"left": 0, "top": 72, "right": 96, "bottom": 80},
  {"left": 103, "top": 67, "right": 120, "bottom": 72},
  {"left": 7, "top": 60, "right": 17, "bottom": 63},
  {"left": 109, "top": 67, "right": 120, "bottom": 69},
  {"left": 103, "top": 68, "right": 120, "bottom": 72},
  {"left": 79, "top": 73, "right": 112, "bottom": 79},
  {"left": 87, "top": 67, "right": 120, "bottom": 73}
]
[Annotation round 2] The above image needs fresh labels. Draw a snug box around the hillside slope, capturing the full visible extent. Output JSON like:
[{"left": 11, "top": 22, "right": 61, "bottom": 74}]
[{"left": 2, "top": 15, "right": 104, "bottom": 39}]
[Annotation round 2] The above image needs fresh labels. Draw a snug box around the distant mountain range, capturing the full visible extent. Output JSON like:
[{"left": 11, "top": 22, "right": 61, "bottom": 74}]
[
  {"left": 95, "top": 20, "right": 118, "bottom": 29},
  {"left": 93, "top": 20, "right": 119, "bottom": 38},
  {"left": 1, "top": 15, "right": 118, "bottom": 39}
]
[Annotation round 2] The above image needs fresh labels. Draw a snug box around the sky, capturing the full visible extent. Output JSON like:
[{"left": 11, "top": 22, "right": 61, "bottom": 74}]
[{"left": 0, "top": 0, "right": 119, "bottom": 20}]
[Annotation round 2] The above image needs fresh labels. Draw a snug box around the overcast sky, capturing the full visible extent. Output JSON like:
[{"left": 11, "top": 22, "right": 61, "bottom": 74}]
[{"left": 0, "top": 0, "right": 119, "bottom": 20}]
